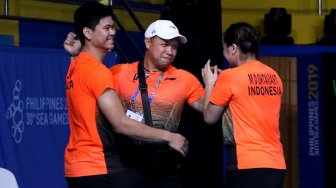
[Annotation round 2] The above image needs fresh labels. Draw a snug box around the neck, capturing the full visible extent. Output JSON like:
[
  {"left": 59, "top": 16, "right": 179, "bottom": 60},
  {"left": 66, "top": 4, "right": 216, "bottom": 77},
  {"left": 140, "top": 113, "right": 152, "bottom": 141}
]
[
  {"left": 143, "top": 65, "right": 160, "bottom": 72},
  {"left": 82, "top": 46, "right": 107, "bottom": 62},
  {"left": 237, "top": 54, "right": 256, "bottom": 66},
  {"left": 143, "top": 61, "right": 166, "bottom": 73}
]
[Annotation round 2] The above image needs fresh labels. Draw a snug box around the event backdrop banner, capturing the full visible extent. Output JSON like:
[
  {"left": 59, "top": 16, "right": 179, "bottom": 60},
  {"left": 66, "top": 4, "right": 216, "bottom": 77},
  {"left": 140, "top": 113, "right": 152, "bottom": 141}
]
[
  {"left": 0, "top": 46, "right": 70, "bottom": 188},
  {"left": 297, "top": 54, "right": 325, "bottom": 188}
]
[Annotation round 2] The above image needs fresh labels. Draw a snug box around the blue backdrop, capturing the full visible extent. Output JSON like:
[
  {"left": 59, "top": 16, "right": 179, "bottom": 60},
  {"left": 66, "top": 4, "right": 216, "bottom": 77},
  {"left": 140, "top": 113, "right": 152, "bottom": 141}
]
[
  {"left": 0, "top": 46, "right": 70, "bottom": 188},
  {"left": 297, "top": 54, "right": 324, "bottom": 188},
  {"left": 0, "top": 46, "right": 120, "bottom": 188}
]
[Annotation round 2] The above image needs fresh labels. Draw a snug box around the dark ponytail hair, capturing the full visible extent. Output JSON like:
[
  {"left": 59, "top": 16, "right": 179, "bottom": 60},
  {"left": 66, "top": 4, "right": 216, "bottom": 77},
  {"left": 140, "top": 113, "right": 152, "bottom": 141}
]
[{"left": 223, "top": 22, "right": 259, "bottom": 54}]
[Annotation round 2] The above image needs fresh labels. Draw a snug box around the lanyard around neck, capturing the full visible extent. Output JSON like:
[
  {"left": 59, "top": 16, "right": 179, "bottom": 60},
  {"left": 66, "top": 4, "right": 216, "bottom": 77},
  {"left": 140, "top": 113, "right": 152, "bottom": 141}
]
[{"left": 130, "top": 71, "right": 164, "bottom": 110}]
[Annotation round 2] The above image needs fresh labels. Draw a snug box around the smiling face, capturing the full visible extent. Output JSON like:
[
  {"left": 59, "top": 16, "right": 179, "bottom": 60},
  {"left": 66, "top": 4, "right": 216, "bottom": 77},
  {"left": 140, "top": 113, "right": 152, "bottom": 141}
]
[
  {"left": 89, "top": 16, "right": 116, "bottom": 51},
  {"left": 144, "top": 36, "right": 179, "bottom": 70}
]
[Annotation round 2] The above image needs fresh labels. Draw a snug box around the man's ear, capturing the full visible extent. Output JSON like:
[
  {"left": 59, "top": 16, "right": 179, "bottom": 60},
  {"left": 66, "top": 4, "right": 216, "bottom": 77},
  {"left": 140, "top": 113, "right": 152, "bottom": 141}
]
[
  {"left": 83, "top": 27, "right": 92, "bottom": 41},
  {"left": 144, "top": 38, "right": 151, "bottom": 49}
]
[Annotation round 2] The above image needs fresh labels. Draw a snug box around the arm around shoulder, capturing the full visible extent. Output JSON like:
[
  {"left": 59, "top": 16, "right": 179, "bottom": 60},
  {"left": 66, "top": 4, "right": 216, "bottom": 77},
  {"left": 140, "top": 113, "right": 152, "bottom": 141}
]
[{"left": 97, "top": 89, "right": 189, "bottom": 156}]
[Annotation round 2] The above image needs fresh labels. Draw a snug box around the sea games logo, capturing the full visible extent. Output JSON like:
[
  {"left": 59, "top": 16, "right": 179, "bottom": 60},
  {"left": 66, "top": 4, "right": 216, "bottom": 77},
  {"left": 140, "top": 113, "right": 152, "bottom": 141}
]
[
  {"left": 5, "top": 80, "right": 69, "bottom": 143},
  {"left": 5, "top": 80, "right": 24, "bottom": 143}
]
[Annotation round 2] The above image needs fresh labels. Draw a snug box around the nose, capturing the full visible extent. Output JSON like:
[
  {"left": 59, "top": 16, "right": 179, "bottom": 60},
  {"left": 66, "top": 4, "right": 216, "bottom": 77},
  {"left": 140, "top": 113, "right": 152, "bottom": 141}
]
[
  {"left": 109, "top": 27, "right": 116, "bottom": 35},
  {"left": 165, "top": 46, "right": 174, "bottom": 55}
]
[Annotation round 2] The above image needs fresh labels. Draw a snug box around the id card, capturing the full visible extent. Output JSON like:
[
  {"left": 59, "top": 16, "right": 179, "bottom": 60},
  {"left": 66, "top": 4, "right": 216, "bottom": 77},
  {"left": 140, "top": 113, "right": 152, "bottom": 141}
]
[{"left": 126, "top": 110, "right": 144, "bottom": 122}]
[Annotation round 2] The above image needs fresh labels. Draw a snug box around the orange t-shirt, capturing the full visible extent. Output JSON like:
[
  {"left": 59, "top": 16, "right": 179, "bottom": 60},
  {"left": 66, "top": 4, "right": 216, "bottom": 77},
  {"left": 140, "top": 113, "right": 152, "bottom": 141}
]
[
  {"left": 209, "top": 60, "right": 286, "bottom": 170},
  {"left": 110, "top": 62, "right": 204, "bottom": 132},
  {"left": 64, "top": 52, "right": 120, "bottom": 177}
]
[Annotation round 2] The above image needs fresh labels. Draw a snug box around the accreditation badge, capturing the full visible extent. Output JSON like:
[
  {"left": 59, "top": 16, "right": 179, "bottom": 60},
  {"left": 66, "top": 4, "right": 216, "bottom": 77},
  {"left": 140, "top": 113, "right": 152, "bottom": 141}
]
[{"left": 126, "top": 109, "right": 144, "bottom": 122}]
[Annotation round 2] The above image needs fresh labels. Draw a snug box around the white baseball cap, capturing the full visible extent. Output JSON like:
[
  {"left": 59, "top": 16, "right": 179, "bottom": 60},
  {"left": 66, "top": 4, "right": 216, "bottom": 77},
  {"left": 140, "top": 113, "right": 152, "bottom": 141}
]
[{"left": 144, "top": 20, "right": 187, "bottom": 44}]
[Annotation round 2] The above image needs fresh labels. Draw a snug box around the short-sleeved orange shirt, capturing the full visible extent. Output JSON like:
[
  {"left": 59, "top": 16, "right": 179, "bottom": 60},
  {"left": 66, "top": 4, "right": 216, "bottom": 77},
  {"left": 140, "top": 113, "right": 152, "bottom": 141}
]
[
  {"left": 110, "top": 62, "right": 204, "bottom": 132},
  {"left": 209, "top": 60, "right": 286, "bottom": 169},
  {"left": 64, "top": 52, "right": 120, "bottom": 177}
]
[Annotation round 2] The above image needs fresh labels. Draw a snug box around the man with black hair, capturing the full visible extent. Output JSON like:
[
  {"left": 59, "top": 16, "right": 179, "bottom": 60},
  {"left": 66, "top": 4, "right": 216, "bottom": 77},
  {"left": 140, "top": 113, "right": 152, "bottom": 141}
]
[{"left": 64, "top": 3, "right": 188, "bottom": 188}]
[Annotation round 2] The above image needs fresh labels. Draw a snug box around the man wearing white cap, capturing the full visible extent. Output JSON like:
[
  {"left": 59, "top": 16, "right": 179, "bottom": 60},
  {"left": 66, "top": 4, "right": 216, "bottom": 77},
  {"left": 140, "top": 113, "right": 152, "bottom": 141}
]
[{"left": 64, "top": 19, "right": 205, "bottom": 188}]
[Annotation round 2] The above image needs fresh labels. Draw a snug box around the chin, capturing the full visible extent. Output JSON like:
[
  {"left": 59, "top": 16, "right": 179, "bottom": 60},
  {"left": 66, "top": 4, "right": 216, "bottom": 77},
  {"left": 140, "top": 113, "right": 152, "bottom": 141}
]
[
  {"left": 160, "top": 63, "right": 171, "bottom": 69},
  {"left": 106, "top": 45, "right": 114, "bottom": 51},
  {"left": 163, "top": 59, "right": 173, "bottom": 65}
]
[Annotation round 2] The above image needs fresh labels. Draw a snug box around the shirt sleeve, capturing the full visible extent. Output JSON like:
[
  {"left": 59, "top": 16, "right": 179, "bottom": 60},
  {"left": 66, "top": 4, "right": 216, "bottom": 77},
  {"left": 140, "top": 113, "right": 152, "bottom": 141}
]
[
  {"left": 86, "top": 63, "right": 116, "bottom": 99},
  {"left": 180, "top": 70, "right": 205, "bottom": 105},
  {"left": 209, "top": 70, "right": 232, "bottom": 107}
]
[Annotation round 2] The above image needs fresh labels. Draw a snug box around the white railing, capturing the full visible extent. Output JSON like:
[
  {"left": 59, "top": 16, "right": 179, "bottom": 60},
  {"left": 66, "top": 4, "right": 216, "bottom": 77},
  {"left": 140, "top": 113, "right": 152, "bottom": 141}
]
[
  {"left": 4, "top": 0, "right": 9, "bottom": 16},
  {"left": 318, "top": 0, "right": 322, "bottom": 15}
]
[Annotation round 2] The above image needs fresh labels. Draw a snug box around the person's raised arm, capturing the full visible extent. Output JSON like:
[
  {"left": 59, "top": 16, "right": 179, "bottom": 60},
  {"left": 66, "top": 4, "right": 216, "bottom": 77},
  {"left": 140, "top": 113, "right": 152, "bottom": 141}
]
[
  {"left": 64, "top": 32, "right": 82, "bottom": 60},
  {"left": 201, "top": 60, "right": 224, "bottom": 125},
  {"left": 98, "top": 88, "right": 189, "bottom": 156}
]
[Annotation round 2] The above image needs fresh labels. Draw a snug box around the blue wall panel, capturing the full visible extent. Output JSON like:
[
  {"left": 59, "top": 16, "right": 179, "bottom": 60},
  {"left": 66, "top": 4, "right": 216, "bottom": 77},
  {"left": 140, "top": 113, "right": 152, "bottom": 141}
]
[{"left": 0, "top": 46, "right": 70, "bottom": 188}]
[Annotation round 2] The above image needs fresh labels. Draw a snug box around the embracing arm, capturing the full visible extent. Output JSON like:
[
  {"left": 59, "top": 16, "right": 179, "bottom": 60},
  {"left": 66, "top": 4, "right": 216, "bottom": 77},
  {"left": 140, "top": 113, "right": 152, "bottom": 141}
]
[{"left": 98, "top": 89, "right": 188, "bottom": 156}]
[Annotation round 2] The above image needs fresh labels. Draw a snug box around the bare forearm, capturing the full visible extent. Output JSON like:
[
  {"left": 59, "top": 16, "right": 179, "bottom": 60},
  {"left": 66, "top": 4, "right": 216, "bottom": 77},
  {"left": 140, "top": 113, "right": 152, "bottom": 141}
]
[
  {"left": 203, "top": 85, "right": 217, "bottom": 125},
  {"left": 99, "top": 89, "right": 171, "bottom": 143},
  {"left": 113, "top": 117, "right": 171, "bottom": 143},
  {"left": 203, "top": 85, "right": 213, "bottom": 112}
]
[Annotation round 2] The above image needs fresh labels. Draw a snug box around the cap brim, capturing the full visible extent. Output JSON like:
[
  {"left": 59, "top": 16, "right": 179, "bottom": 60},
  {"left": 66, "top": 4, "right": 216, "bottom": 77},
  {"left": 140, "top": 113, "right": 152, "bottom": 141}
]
[
  {"left": 159, "top": 34, "right": 187, "bottom": 44},
  {"left": 177, "top": 35, "right": 187, "bottom": 44}
]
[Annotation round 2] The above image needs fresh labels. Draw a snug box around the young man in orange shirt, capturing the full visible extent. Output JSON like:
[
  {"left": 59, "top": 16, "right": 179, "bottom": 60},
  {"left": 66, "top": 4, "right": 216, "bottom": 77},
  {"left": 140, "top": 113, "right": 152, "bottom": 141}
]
[
  {"left": 65, "top": 19, "right": 205, "bottom": 188},
  {"left": 64, "top": 3, "right": 188, "bottom": 188}
]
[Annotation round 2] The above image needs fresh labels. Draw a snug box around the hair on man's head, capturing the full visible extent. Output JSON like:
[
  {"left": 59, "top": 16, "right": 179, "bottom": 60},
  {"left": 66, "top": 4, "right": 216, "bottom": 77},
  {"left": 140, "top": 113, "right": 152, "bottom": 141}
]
[{"left": 74, "top": 2, "right": 113, "bottom": 44}]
